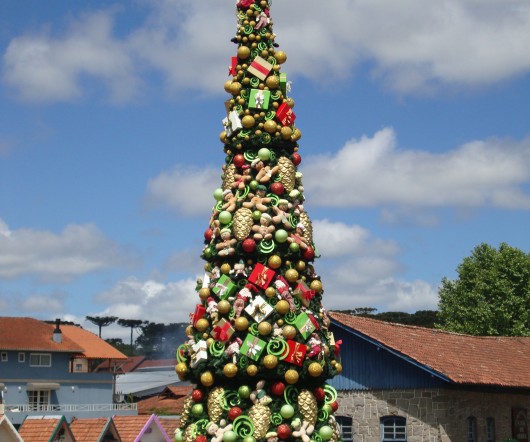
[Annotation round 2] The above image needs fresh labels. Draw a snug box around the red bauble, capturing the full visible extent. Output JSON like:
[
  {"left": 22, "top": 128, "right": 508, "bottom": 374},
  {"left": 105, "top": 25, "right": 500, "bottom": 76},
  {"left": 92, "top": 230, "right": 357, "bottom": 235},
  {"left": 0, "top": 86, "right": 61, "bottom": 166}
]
[
  {"left": 291, "top": 153, "right": 302, "bottom": 166},
  {"left": 242, "top": 238, "right": 257, "bottom": 253},
  {"left": 330, "top": 401, "right": 339, "bottom": 412},
  {"left": 271, "top": 381, "right": 285, "bottom": 396},
  {"left": 233, "top": 154, "right": 246, "bottom": 168},
  {"left": 192, "top": 389, "right": 204, "bottom": 402},
  {"left": 195, "top": 436, "right": 207, "bottom": 442},
  {"left": 270, "top": 182, "right": 285, "bottom": 196},
  {"left": 228, "top": 407, "right": 243, "bottom": 420},
  {"left": 303, "top": 246, "right": 315, "bottom": 260},
  {"left": 313, "top": 387, "right": 325, "bottom": 402},
  {"left": 277, "top": 424, "right": 291, "bottom": 439},
  {"left": 204, "top": 228, "right": 213, "bottom": 243}
]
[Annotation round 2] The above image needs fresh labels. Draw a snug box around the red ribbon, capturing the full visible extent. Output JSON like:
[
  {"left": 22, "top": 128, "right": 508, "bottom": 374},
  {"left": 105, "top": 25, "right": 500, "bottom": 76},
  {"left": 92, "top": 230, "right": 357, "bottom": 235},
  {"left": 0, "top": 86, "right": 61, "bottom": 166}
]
[
  {"left": 237, "top": 0, "right": 254, "bottom": 8},
  {"left": 212, "top": 321, "right": 232, "bottom": 342},
  {"left": 334, "top": 339, "right": 343, "bottom": 355}
]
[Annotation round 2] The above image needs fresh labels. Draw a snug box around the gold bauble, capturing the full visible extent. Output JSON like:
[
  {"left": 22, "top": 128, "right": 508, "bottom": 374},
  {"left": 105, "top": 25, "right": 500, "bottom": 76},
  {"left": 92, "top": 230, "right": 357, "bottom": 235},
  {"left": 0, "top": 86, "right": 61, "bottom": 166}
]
[
  {"left": 310, "top": 280, "right": 323, "bottom": 293},
  {"left": 199, "top": 287, "right": 210, "bottom": 301},
  {"left": 285, "top": 369, "right": 299, "bottom": 384},
  {"left": 265, "top": 286, "right": 276, "bottom": 298},
  {"left": 268, "top": 255, "right": 282, "bottom": 269},
  {"left": 282, "top": 325, "right": 297, "bottom": 339},
  {"left": 263, "top": 354, "right": 278, "bottom": 369},
  {"left": 175, "top": 362, "right": 188, "bottom": 377},
  {"left": 237, "top": 46, "right": 251, "bottom": 59},
  {"left": 230, "top": 82, "right": 242, "bottom": 96},
  {"left": 274, "top": 51, "right": 287, "bottom": 64},
  {"left": 207, "top": 338, "right": 214, "bottom": 347},
  {"left": 217, "top": 299, "right": 231, "bottom": 314},
  {"left": 291, "top": 128, "right": 302, "bottom": 141},
  {"left": 308, "top": 362, "right": 323, "bottom": 377},
  {"left": 220, "top": 131, "right": 227, "bottom": 144},
  {"left": 275, "top": 300, "right": 290, "bottom": 315},
  {"left": 258, "top": 321, "right": 272, "bottom": 336},
  {"left": 241, "top": 115, "right": 255, "bottom": 129},
  {"left": 285, "top": 269, "right": 299, "bottom": 283},
  {"left": 335, "top": 363, "right": 343, "bottom": 374},
  {"left": 266, "top": 75, "right": 279, "bottom": 89},
  {"left": 277, "top": 319, "right": 284, "bottom": 326},
  {"left": 247, "top": 365, "right": 258, "bottom": 376},
  {"left": 234, "top": 316, "right": 249, "bottom": 331},
  {"left": 220, "top": 263, "right": 231, "bottom": 274},
  {"left": 195, "top": 318, "right": 209, "bottom": 332},
  {"left": 185, "top": 325, "right": 193, "bottom": 336},
  {"left": 280, "top": 126, "right": 292, "bottom": 140},
  {"left": 263, "top": 119, "right": 277, "bottom": 134},
  {"left": 223, "top": 363, "right": 238, "bottom": 378},
  {"left": 286, "top": 97, "right": 295, "bottom": 108},
  {"left": 224, "top": 80, "right": 233, "bottom": 93},
  {"left": 295, "top": 260, "right": 306, "bottom": 272},
  {"left": 201, "top": 371, "right": 214, "bottom": 387}
]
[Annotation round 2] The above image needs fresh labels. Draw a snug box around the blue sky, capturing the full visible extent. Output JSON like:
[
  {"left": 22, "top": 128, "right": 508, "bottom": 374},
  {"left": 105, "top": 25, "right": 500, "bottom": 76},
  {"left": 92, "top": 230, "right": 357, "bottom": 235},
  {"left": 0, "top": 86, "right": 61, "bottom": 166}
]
[{"left": 1, "top": 0, "right": 529, "bottom": 339}]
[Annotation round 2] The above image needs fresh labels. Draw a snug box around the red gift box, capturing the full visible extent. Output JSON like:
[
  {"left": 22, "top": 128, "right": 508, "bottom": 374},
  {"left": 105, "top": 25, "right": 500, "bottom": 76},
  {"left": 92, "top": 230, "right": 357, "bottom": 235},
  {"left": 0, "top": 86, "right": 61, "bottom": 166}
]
[
  {"left": 293, "top": 280, "right": 315, "bottom": 307},
  {"left": 248, "top": 263, "right": 275, "bottom": 289},
  {"left": 191, "top": 304, "right": 206, "bottom": 327},
  {"left": 276, "top": 102, "right": 296, "bottom": 126},
  {"left": 285, "top": 339, "right": 307, "bottom": 366},
  {"left": 229, "top": 56, "right": 237, "bottom": 76},
  {"left": 210, "top": 318, "right": 235, "bottom": 342}
]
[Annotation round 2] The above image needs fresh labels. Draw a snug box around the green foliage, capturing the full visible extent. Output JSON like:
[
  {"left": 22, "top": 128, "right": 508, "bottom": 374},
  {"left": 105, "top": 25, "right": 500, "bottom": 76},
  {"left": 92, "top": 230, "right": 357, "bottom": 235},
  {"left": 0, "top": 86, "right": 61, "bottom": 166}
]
[
  {"left": 136, "top": 322, "right": 188, "bottom": 359},
  {"left": 437, "top": 243, "right": 530, "bottom": 336}
]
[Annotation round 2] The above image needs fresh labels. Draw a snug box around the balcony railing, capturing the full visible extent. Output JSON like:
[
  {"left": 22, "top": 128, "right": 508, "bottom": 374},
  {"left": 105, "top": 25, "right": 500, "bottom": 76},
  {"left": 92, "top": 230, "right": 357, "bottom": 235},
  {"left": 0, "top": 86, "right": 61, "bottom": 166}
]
[{"left": 4, "top": 403, "right": 137, "bottom": 413}]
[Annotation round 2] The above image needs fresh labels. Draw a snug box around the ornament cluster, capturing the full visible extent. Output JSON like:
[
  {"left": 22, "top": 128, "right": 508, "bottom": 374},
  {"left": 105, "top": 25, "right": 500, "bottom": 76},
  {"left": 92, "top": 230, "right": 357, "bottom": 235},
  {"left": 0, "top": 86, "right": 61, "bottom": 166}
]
[{"left": 176, "top": 1, "right": 342, "bottom": 442}]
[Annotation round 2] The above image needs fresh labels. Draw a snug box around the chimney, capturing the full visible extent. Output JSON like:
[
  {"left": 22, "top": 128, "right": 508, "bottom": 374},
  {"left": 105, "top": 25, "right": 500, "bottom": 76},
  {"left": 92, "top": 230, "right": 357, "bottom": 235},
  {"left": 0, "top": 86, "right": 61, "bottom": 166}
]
[{"left": 53, "top": 318, "right": 62, "bottom": 343}]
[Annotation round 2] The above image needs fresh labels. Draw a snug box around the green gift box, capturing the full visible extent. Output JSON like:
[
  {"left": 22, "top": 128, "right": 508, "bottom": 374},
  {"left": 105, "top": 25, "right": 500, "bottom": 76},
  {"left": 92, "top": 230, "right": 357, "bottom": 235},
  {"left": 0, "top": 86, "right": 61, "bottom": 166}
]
[
  {"left": 280, "top": 73, "right": 287, "bottom": 96},
  {"left": 249, "top": 89, "right": 271, "bottom": 110},
  {"left": 240, "top": 334, "right": 266, "bottom": 361},
  {"left": 212, "top": 275, "right": 237, "bottom": 300},
  {"left": 295, "top": 312, "right": 316, "bottom": 339}
]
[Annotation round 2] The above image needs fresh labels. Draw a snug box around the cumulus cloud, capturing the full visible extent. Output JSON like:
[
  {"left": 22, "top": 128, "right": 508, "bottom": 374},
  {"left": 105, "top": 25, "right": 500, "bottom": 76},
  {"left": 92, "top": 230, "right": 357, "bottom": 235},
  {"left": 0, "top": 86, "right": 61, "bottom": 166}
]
[
  {"left": 3, "top": 0, "right": 530, "bottom": 102},
  {"left": 145, "top": 165, "right": 219, "bottom": 216},
  {"left": 0, "top": 219, "right": 136, "bottom": 281},
  {"left": 17, "top": 292, "right": 67, "bottom": 315},
  {"left": 303, "top": 128, "right": 530, "bottom": 210}
]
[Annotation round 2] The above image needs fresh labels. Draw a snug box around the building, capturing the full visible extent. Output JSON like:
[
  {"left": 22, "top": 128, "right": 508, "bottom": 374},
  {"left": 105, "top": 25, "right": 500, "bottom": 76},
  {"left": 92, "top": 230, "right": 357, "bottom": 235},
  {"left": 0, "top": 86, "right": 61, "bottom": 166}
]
[
  {"left": 113, "top": 414, "right": 172, "bottom": 442},
  {"left": 329, "top": 312, "right": 530, "bottom": 442},
  {"left": 70, "top": 416, "right": 121, "bottom": 442},
  {"left": 18, "top": 415, "right": 75, "bottom": 442},
  {"left": 0, "top": 414, "right": 24, "bottom": 442},
  {"left": 0, "top": 317, "right": 137, "bottom": 425}
]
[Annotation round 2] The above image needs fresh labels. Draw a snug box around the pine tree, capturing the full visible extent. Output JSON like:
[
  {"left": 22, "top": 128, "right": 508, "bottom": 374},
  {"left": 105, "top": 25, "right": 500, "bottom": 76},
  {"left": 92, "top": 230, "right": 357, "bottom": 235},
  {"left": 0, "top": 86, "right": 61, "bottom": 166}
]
[{"left": 175, "top": 2, "right": 342, "bottom": 442}]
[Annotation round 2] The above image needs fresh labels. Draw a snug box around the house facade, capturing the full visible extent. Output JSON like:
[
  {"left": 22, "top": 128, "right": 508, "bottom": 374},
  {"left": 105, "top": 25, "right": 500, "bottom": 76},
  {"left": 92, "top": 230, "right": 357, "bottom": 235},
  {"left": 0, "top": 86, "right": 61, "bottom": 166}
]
[
  {"left": 329, "top": 312, "right": 530, "bottom": 442},
  {"left": 0, "top": 317, "right": 137, "bottom": 425}
]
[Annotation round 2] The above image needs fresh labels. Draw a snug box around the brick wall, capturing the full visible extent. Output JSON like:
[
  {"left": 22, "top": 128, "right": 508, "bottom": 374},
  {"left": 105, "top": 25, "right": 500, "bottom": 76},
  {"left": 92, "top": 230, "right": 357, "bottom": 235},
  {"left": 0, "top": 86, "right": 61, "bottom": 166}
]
[{"left": 336, "top": 388, "right": 530, "bottom": 442}]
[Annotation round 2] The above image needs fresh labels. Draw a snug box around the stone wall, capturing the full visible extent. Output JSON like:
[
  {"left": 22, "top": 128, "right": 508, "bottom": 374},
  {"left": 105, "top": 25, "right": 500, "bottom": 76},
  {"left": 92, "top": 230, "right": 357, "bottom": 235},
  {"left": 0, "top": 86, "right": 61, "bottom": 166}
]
[{"left": 336, "top": 388, "right": 530, "bottom": 441}]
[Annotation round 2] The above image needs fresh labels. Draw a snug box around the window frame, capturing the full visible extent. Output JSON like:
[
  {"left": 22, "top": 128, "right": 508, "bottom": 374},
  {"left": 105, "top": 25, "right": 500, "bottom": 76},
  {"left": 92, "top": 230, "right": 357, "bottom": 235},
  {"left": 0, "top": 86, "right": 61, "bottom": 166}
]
[
  {"left": 486, "top": 417, "right": 495, "bottom": 442},
  {"left": 1, "top": 352, "right": 7, "bottom": 362},
  {"left": 29, "top": 353, "right": 52, "bottom": 367},
  {"left": 336, "top": 416, "right": 353, "bottom": 442},
  {"left": 18, "top": 352, "right": 25, "bottom": 363},
  {"left": 467, "top": 416, "right": 477, "bottom": 442},
  {"left": 28, "top": 389, "right": 50, "bottom": 411},
  {"left": 381, "top": 416, "right": 407, "bottom": 442}
]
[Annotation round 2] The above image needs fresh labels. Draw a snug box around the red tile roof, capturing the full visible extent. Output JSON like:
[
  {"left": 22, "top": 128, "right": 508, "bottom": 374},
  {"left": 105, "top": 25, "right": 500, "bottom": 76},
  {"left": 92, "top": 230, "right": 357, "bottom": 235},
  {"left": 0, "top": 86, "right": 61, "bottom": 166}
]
[
  {"left": 96, "top": 356, "right": 146, "bottom": 373},
  {"left": 0, "top": 318, "right": 82, "bottom": 352},
  {"left": 137, "top": 386, "right": 192, "bottom": 415},
  {"left": 158, "top": 417, "right": 181, "bottom": 440},
  {"left": 70, "top": 417, "right": 120, "bottom": 442},
  {"left": 137, "top": 359, "right": 177, "bottom": 369},
  {"left": 62, "top": 325, "right": 127, "bottom": 360},
  {"left": 331, "top": 312, "right": 530, "bottom": 388},
  {"left": 18, "top": 417, "right": 74, "bottom": 442},
  {"left": 113, "top": 414, "right": 170, "bottom": 442}
]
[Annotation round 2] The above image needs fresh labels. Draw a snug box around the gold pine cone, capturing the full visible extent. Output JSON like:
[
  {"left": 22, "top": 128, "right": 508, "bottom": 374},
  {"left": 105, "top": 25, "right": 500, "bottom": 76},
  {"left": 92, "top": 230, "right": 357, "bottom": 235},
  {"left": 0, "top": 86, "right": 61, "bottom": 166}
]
[
  {"left": 179, "top": 395, "right": 194, "bottom": 427},
  {"left": 248, "top": 403, "right": 271, "bottom": 439},
  {"left": 223, "top": 163, "right": 236, "bottom": 190},
  {"left": 233, "top": 207, "right": 254, "bottom": 240},
  {"left": 298, "top": 389, "right": 318, "bottom": 426},
  {"left": 278, "top": 156, "right": 296, "bottom": 192},
  {"left": 299, "top": 211, "right": 313, "bottom": 244},
  {"left": 207, "top": 386, "right": 225, "bottom": 423},
  {"left": 183, "top": 424, "right": 196, "bottom": 442}
]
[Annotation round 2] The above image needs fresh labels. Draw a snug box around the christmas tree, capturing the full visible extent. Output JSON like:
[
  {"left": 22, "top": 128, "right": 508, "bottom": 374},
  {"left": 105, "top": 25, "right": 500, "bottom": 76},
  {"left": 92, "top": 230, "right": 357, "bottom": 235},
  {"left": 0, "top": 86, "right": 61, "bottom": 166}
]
[{"left": 175, "top": 2, "right": 343, "bottom": 442}]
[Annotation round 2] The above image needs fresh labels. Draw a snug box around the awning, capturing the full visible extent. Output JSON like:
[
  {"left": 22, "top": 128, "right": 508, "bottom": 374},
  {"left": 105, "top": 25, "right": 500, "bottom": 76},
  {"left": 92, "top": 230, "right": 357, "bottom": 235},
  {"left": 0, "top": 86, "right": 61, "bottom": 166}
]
[{"left": 26, "top": 382, "right": 60, "bottom": 391}]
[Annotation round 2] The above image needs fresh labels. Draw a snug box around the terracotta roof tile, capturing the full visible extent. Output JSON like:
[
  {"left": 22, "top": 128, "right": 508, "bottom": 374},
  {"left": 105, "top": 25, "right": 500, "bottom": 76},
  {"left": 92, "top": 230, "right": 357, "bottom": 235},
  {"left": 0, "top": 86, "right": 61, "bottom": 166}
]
[
  {"left": 0, "top": 318, "right": 82, "bottom": 352},
  {"left": 137, "top": 359, "right": 177, "bottom": 369},
  {"left": 62, "top": 325, "right": 127, "bottom": 360},
  {"left": 113, "top": 415, "right": 150, "bottom": 442},
  {"left": 96, "top": 356, "right": 145, "bottom": 373},
  {"left": 18, "top": 417, "right": 74, "bottom": 442},
  {"left": 70, "top": 417, "right": 119, "bottom": 442},
  {"left": 158, "top": 417, "right": 181, "bottom": 440},
  {"left": 331, "top": 312, "right": 530, "bottom": 388},
  {"left": 137, "top": 386, "right": 192, "bottom": 415}
]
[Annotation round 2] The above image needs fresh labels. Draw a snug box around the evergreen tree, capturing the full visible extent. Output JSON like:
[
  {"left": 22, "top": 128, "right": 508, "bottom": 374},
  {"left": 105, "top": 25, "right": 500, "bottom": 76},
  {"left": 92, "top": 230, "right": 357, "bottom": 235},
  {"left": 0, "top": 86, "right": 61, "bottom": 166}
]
[{"left": 176, "top": 2, "right": 342, "bottom": 442}]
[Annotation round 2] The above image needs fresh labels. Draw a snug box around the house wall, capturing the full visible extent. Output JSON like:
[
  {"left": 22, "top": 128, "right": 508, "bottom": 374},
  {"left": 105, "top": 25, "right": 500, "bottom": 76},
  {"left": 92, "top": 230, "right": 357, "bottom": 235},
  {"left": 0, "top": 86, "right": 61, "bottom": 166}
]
[{"left": 337, "top": 387, "right": 530, "bottom": 442}]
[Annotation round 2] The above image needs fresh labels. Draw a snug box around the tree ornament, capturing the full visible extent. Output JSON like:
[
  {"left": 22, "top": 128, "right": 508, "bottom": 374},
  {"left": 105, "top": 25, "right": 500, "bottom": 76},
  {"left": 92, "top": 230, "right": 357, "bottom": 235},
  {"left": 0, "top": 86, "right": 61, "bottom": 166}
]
[
  {"left": 238, "top": 385, "right": 251, "bottom": 399},
  {"left": 217, "top": 299, "right": 231, "bottom": 314},
  {"left": 248, "top": 403, "right": 271, "bottom": 439},
  {"left": 274, "top": 50, "right": 287, "bottom": 64},
  {"left": 242, "top": 115, "right": 256, "bottom": 128},
  {"left": 270, "top": 182, "right": 285, "bottom": 195},
  {"left": 238, "top": 46, "right": 251, "bottom": 59},
  {"left": 275, "top": 299, "right": 290, "bottom": 315},
  {"left": 207, "top": 387, "right": 225, "bottom": 422},
  {"left": 280, "top": 404, "right": 295, "bottom": 419},
  {"left": 291, "top": 152, "right": 302, "bottom": 166},
  {"left": 297, "top": 390, "right": 318, "bottom": 426},
  {"left": 221, "top": 263, "right": 231, "bottom": 274},
  {"left": 284, "top": 369, "right": 299, "bottom": 384},
  {"left": 230, "top": 82, "right": 242, "bottom": 96},
  {"left": 195, "top": 318, "right": 209, "bottom": 332},
  {"left": 192, "top": 403, "right": 204, "bottom": 417},
  {"left": 282, "top": 325, "right": 297, "bottom": 339},
  {"left": 266, "top": 75, "right": 280, "bottom": 89},
  {"left": 308, "top": 362, "right": 323, "bottom": 377},
  {"left": 268, "top": 255, "right": 282, "bottom": 269},
  {"left": 201, "top": 371, "right": 215, "bottom": 387},
  {"left": 176, "top": 362, "right": 188, "bottom": 378},
  {"left": 192, "top": 389, "right": 204, "bottom": 402},
  {"left": 228, "top": 406, "right": 243, "bottom": 420},
  {"left": 199, "top": 287, "right": 211, "bottom": 301},
  {"left": 223, "top": 431, "right": 237, "bottom": 442},
  {"left": 234, "top": 316, "right": 249, "bottom": 331},
  {"left": 309, "top": 279, "right": 323, "bottom": 293},
  {"left": 233, "top": 153, "right": 246, "bottom": 168},
  {"left": 258, "top": 148, "right": 271, "bottom": 161},
  {"left": 263, "top": 354, "right": 278, "bottom": 369},
  {"left": 242, "top": 238, "right": 257, "bottom": 253},
  {"left": 285, "top": 268, "right": 299, "bottom": 283},
  {"left": 319, "top": 426, "right": 334, "bottom": 441},
  {"left": 218, "top": 211, "right": 233, "bottom": 225},
  {"left": 247, "top": 365, "right": 259, "bottom": 376},
  {"left": 223, "top": 363, "right": 238, "bottom": 378},
  {"left": 195, "top": 435, "right": 207, "bottom": 442},
  {"left": 277, "top": 424, "right": 291, "bottom": 439},
  {"left": 258, "top": 321, "right": 273, "bottom": 336},
  {"left": 263, "top": 120, "right": 277, "bottom": 133}
]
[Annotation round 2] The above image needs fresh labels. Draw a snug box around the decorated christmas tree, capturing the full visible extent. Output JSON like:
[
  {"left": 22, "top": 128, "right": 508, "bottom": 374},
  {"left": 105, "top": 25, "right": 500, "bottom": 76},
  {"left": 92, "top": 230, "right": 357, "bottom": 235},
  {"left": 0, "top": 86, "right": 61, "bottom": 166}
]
[{"left": 175, "top": 1, "right": 343, "bottom": 442}]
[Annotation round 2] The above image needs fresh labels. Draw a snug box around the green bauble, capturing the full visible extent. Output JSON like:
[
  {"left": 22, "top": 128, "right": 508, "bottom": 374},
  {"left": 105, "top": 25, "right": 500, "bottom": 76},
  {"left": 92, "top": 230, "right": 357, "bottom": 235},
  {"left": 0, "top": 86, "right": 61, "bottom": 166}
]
[
  {"left": 219, "top": 211, "right": 232, "bottom": 224},
  {"left": 258, "top": 148, "right": 271, "bottom": 161}
]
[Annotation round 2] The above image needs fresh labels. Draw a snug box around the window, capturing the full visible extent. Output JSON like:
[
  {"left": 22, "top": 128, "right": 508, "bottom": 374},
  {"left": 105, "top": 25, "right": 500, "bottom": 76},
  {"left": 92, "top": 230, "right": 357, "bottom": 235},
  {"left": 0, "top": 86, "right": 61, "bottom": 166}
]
[
  {"left": 336, "top": 416, "right": 353, "bottom": 442},
  {"left": 18, "top": 352, "right": 25, "bottom": 363},
  {"left": 29, "top": 353, "right": 51, "bottom": 367},
  {"left": 467, "top": 417, "right": 477, "bottom": 442},
  {"left": 28, "top": 390, "right": 50, "bottom": 411},
  {"left": 381, "top": 416, "right": 407, "bottom": 441},
  {"left": 1, "top": 352, "right": 7, "bottom": 362},
  {"left": 486, "top": 417, "right": 495, "bottom": 442}
]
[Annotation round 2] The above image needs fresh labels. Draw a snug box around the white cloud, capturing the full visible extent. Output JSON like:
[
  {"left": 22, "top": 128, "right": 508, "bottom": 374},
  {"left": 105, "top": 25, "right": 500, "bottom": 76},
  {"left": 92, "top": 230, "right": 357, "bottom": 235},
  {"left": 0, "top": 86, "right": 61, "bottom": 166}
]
[
  {"left": 145, "top": 165, "right": 219, "bottom": 216},
  {"left": 18, "top": 292, "right": 66, "bottom": 315},
  {"left": 4, "top": 0, "right": 530, "bottom": 102},
  {"left": 303, "top": 128, "right": 530, "bottom": 210},
  {"left": 0, "top": 219, "right": 135, "bottom": 281}
]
